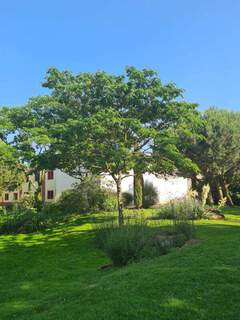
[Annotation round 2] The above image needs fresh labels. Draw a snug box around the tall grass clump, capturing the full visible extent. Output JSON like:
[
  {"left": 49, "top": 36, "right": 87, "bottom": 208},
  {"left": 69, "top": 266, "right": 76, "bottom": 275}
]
[
  {"left": 96, "top": 219, "right": 168, "bottom": 266},
  {"left": 95, "top": 212, "right": 195, "bottom": 267},
  {"left": 157, "top": 198, "right": 204, "bottom": 220}
]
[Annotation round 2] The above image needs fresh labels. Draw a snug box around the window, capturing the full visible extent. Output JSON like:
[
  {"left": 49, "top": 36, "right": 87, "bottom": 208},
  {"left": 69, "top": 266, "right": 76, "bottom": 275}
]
[
  {"left": 47, "top": 190, "right": 54, "bottom": 200},
  {"left": 47, "top": 171, "right": 54, "bottom": 180},
  {"left": 4, "top": 193, "right": 9, "bottom": 201},
  {"left": 13, "top": 193, "right": 18, "bottom": 201}
]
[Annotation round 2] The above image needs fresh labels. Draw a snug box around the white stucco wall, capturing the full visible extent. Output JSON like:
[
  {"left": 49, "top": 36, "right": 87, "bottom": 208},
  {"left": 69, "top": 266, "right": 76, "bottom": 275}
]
[
  {"left": 2, "top": 175, "right": 37, "bottom": 204},
  {"left": 44, "top": 169, "right": 79, "bottom": 202},
  {"left": 1, "top": 169, "right": 190, "bottom": 206},
  {"left": 143, "top": 173, "right": 191, "bottom": 203},
  {"left": 55, "top": 170, "right": 79, "bottom": 200},
  {"left": 101, "top": 172, "right": 191, "bottom": 204}
]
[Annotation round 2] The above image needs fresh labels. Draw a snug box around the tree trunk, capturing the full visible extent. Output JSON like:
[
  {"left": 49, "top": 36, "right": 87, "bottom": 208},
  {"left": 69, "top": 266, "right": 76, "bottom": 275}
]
[
  {"left": 134, "top": 170, "right": 143, "bottom": 209},
  {"left": 217, "top": 182, "right": 224, "bottom": 202},
  {"left": 116, "top": 174, "right": 124, "bottom": 225},
  {"left": 207, "top": 190, "right": 214, "bottom": 206},
  {"left": 209, "top": 181, "right": 219, "bottom": 205},
  {"left": 33, "top": 170, "right": 45, "bottom": 211},
  {"left": 222, "top": 182, "right": 234, "bottom": 206},
  {"left": 191, "top": 174, "right": 198, "bottom": 190}
]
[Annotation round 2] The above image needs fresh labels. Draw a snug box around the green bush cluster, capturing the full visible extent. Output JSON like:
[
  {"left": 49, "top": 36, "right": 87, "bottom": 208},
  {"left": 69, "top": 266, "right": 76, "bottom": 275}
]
[
  {"left": 122, "top": 192, "right": 133, "bottom": 207},
  {"left": 0, "top": 176, "right": 119, "bottom": 235},
  {"left": 0, "top": 205, "right": 78, "bottom": 235},
  {"left": 157, "top": 198, "right": 204, "bottom": 220},
  {"left": 0, "top": 209, "right": 48, "bottom": 234},
  {"left": 96, "top": 218, "right": 194, "bottom": 266},
  {"left": 46, "top": 176, "right": 118, "bottom": 215},
  {"left": 143, "top": 181, "right": 158, "bottom": 208},
  {"left": 55, "top": 176, "right": 116, "bottom": 214}
]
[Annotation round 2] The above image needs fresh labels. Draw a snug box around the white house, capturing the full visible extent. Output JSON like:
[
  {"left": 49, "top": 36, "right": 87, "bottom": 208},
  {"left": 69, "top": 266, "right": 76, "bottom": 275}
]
[
  {"left": 1, "top": 169, "right": 78, "bottom": 206},
  {"left": 103, "top": 172, "right": 191, "bottom": 204},
  {"left": 1, "top": 169, "right": 191, "bottom": 206}
]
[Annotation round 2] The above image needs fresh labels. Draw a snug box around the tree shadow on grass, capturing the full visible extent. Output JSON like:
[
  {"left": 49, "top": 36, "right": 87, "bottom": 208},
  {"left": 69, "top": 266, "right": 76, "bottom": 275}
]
[
  {"left": 0, "top": 221, "right": 240, "bottom": 319},
  {"left": 0, "top": 219, "right": 111, "bottom": 319}
]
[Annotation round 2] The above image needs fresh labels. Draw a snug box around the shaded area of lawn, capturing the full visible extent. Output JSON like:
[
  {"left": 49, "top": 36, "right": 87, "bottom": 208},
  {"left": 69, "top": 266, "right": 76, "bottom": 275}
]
[{"left": 1, "top": 209, "right": 240, "bottom": 319}]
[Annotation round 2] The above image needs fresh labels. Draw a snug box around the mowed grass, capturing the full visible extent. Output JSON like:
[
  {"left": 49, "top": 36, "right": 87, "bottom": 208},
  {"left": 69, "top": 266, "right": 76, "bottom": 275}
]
[{"left": 1, "top": 208, "right": 240, "bottom": 320}]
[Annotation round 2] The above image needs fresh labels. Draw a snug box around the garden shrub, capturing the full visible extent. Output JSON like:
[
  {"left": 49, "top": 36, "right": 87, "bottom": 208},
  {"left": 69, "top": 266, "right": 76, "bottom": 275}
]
[
  {"left": 96, "top": 216, "right": 195, "bottom": 266},
  {"left": 102, "top": 222, "right": 157, "bottom": 266},
  {"left": 95, "top": 220, "right": 117, "bottom": 249},
  {"left": 157, "top": 198, "right": 204, "bottom": 220},
  {"left": 171, "top": 232, "right": 188, "bottom": 248},
  {"left": 18, "top": 194, "right": 35, "bottom": 210},
  {"left": 0, "top": 176, "right": 119, "bottom": 235},
  {"left": 100, "top": 192, "right": 118, "bottom": 211},
  {"left": 173, "top": 221, "right": 195, "bottom": 241},
  {"left": 0, "top": 208, "right": 48, "bottom": 235},
  {"left": 53, "top": 175, "right": 118, "bottom": 214},
  {"left": 143, "top": 181, "right": 158, "bottom": 208},
  {"left": 122, "top": 192, "right": 133, "bottom": 207}
]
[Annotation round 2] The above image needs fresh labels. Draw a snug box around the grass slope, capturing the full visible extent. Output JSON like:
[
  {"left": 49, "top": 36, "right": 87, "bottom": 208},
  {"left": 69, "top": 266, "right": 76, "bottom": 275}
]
[{"left": 1, "top": 208, "right": 240, "bottom": 319}]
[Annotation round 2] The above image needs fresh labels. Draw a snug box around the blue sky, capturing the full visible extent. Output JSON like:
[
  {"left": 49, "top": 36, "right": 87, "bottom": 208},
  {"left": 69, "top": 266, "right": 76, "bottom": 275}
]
[{"left": 0, "top": 0, "right": 240, "bottom": 110}]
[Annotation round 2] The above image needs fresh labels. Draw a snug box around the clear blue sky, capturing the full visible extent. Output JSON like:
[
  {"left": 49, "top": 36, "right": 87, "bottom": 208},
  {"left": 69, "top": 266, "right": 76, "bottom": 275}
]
[{"left": 1, "top": 0, "right": 240, "bottom": 110}]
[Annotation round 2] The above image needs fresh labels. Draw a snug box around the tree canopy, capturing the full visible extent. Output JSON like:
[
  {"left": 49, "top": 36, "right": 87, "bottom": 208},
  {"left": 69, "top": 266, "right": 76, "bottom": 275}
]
[
  {"left": 185, "top": 108, "right": 240, "bottom": 205},
  {"left": 0, "top": 139, "right": 25, "bottom": 199},
  {"left": 4, "top": 67, "right": 202, "bottom": 222}
]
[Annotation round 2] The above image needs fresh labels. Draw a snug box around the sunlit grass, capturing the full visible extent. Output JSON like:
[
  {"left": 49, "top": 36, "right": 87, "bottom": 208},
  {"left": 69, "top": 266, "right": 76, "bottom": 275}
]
[{"left": 0, "top": 208, "right": 240, "bottom": 319}]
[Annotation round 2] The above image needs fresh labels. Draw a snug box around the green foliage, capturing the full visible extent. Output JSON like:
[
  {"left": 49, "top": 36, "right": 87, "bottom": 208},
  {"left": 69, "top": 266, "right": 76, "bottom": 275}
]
[
  {"left": 0, "top": 176, "right": 120, "bottom": 236},
  {"left": 157, "top": 198, "right": 204, "bottom": 220},
  {"left": 186, "top": 108, "right": 240, "bottom": 206},
  {"left": 0, "top": 208, "right": 48, "bottom": 234},
  {"left": 101, "top": 192, "right": 118, "bottom": 211},
  {"left": 96, "top": 220, "right": 167, "bottom": 266},
  {"left": 0, "top": 140, "right": 25, "bottom": 197},
  {"left": 18, "top": 193, "right": 35, "bottom": 210},
  {"left": 0, "top": 204, "right": 79, "bottom": 235},
  {"left": 54, "top": 176, "right": 117, "bottom": 214},
  {"left": 173, "top": 221, "right": 195, "bottom": 241},
  {"left": 122, "top": 192, "right": 133, "bottom": 207},
  {"left": 5, "top": 66, "right": 201, "bottom": 224},
  {"left": 229, "top": 175, "right": 240, "bottom": 205},
  {"left": 143, "top": 181, "right": 158, "bottom": 208},
  {"left": 96, "top": 215, "right": 195, "bottom": 266}
]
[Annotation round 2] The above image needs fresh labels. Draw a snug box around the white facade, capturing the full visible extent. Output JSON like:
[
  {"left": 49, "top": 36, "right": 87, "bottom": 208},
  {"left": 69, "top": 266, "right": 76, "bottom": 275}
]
[
  {"left": 2, "top": 170, "right": 78, "bottom": 205},
  {"left": 2, "top": 175, "right": 37, "bottom": 205},
  {"left": 2, "top": 169, "right": 190, "bottom": 206},
  {"left": 44, "top": 169, "right": 78, "bottom": 202},
  {"left": 102, "top": 172, "right": 191, "bottom": 204}
]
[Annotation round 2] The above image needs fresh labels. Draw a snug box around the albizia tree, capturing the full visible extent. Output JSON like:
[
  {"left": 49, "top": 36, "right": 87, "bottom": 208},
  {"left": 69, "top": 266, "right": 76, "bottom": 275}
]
[{"left": 7, "top": 67, "right": 202, "bottom": 224}]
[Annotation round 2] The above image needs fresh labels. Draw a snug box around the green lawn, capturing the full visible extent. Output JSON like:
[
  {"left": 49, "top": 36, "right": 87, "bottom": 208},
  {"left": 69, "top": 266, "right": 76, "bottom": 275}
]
[{"left": 1, "top": 208, "right": 240, "bottom": 320}]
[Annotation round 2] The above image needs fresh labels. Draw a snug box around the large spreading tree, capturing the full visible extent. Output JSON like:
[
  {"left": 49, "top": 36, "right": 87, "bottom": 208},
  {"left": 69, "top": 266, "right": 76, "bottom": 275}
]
[{"left": 7, "top": 67, "right": 202, "bottom": 223}]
